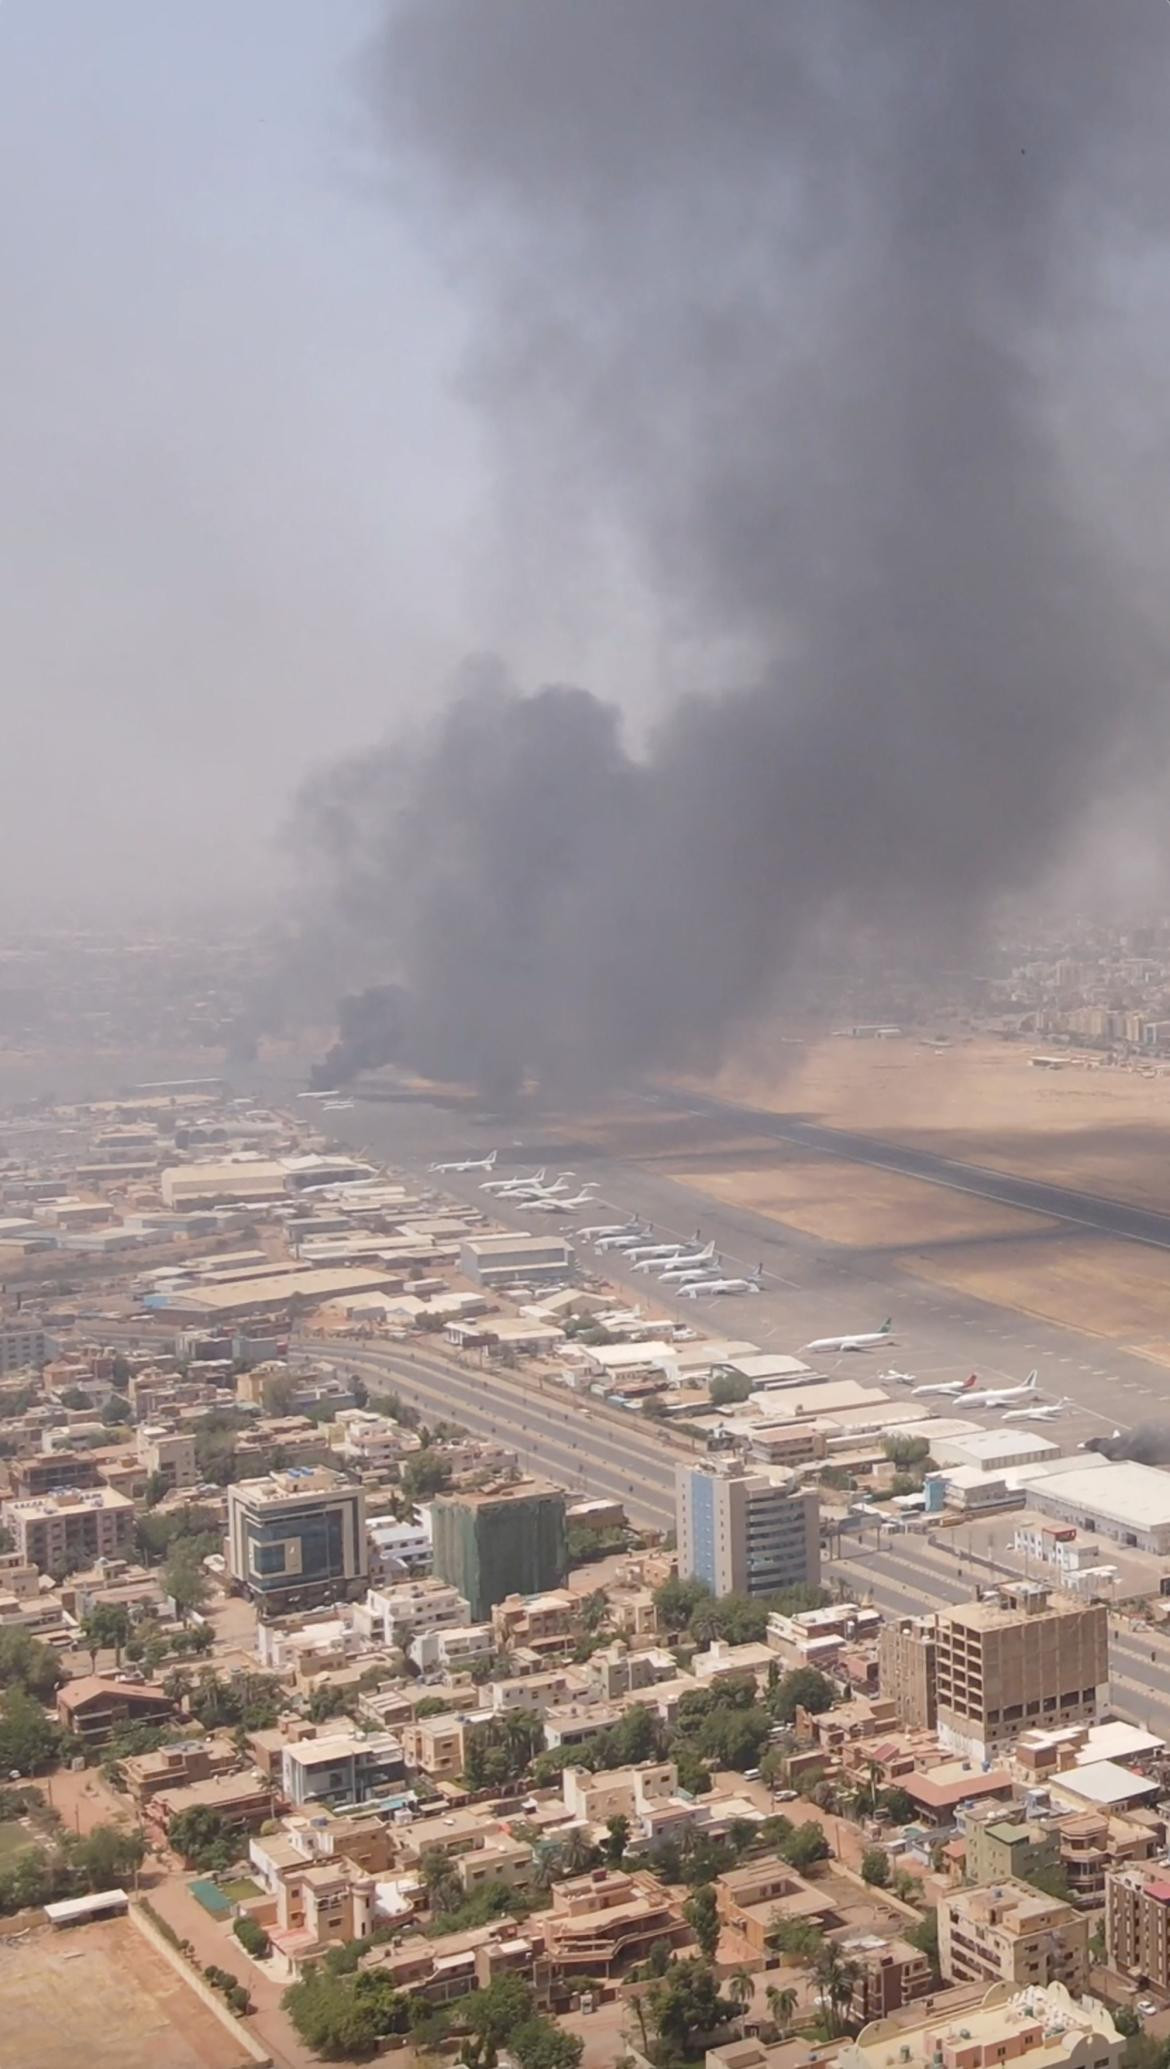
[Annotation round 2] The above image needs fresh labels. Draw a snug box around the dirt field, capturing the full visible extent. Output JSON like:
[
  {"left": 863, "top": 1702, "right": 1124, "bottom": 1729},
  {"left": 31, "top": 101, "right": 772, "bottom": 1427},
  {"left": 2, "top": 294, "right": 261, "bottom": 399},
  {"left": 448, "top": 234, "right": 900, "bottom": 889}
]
[
  {"left": 708, "top": 1033, "right": 1170, "bottom": 1212},
  {"left": 0, "top": 1916, "right": 248, "bottom": 2069}
]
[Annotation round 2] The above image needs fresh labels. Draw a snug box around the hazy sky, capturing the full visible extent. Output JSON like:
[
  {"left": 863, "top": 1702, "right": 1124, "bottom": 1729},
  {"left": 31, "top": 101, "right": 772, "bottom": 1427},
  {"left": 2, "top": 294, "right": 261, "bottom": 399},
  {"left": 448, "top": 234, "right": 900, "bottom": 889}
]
[{"left": 1, "top": 1, "right": 652, "bottom": 922}]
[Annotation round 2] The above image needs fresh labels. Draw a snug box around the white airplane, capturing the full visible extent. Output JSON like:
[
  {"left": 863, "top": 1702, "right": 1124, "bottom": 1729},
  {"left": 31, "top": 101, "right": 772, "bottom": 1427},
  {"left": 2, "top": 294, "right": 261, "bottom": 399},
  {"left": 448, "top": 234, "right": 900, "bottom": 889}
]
[
  {"left": 323, "top": 1098, "right": 355, "bottom": 1110},
  {"left": 532, "top": 1186, "right": 600, "bottom": 1213},
  {"left": 880, "top": 1368, "right": 916, "bottom": 1386},
  {"left": 595, "top": 1229, "right": 655, "bottom": 1253},
  {"left": 658, "top": 1257, "right": 722, "bottom": 1285},
  {"left": 627, "top": 1242, "right": 693, "bottom": 1266},
  {"left": 639, "top": 1242, "right": 716, "bottom": 1277},
  {"left": 911, "top": 1372, "right": 978, "bottom": 1399},
  {"left": 805, "top": 1318, "right": 894, "bottom": 1354},
  {"left": 429, "top": 1150, "right": 497, "bottom": 1174},
  {"left": 298, "top": 1088, "right": 340, "bottom": 1100},
  {"left": 481, "top": 1167, "right": 545, "bottom": 1194},
  {"left": 962, "top": 1370, "right": 1040, "bottom": 1410},
  {"left": 1003, "top": 1394, "right": 1071, "bottom": 1423},
  {"left": 576, "top": 1217, "right": 643, "bottom": 1242},
  {"left": 680, "top": 1271, "right": 763, "bottom": 1298}
]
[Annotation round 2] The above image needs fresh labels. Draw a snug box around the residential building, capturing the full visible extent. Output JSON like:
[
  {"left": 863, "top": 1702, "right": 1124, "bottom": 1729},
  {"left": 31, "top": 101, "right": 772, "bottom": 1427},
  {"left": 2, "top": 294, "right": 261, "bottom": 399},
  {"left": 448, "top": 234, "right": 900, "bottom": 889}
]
[
  {"left": 939, "top": 1881, "right": 1088, "bottom": 1990},
  {"left": 714, "top": 1859, "right": 839, "bottom": 1956},
  {"left": 136, "top": 1423, "right": 197, "bottom": 1493},
  {"left": 676, "top": 1461, "right": 820, "bottom": 1599},
  {"left": 4, "top": 1485, "right": 135, "bottom": 1571},
  {"left": 0, "top": 1323, "right": 47, "bottom": 1373},
  {"left": 122, "top": 1737, "right": 238, "bottom": 1812},
  {"left": 964, "top": 1811, "right": 1061, "bottom": 1892},
  {"left": 491, "top": 1589, "right": 579, "bottom": 1654},
  {"left": 431, "top": 1480, "right": 567, "bottom": 1621},
  {"left": 226, "top": 1467, "right": 367, "bottom": 1613},
  {"left": 1106, "top": 1866, "right": 1170, "bottom": 1989},
  {"left": 878, "top": 1615, "right": 939, "bottom": 1730},
  {"left": 280, "top": 1731, "right": 406, "bottom": 1810},
  {"left": 402, "top": 1710, "right": 487, "bottom": 1784},
  {"left": 366, "top": 1512, "right": 433, "bottom": 1582},
  {"left": 408, "top": 1622, "right": 493, "bottom": 1676},
  {"left": 562, "top": 1761, "right": 680, "bottom": 1834},
  {"left": 355, "top": 1578, "right": 471, "bottom": 1651},
  {"left": 842, "top": 1936, "right": 934, "bottom": 2021},
  {"left": 1058, "top": 1811, "right": 1160, "bottom": 1903},
  {"left": 934, "top": 1583, "right": 1108, "bottom": 1763},
  {"left": 150, "top": 1770, "right": 277, "bottom": 1837},
  {"left": 56, "top": 1675, "right": 175, "bottom": 1747},
  {"left": 834, "top": 1982, "right": 1121, "bottom": 2069},
  {"left": 542, "top": 1866, "right": 686, "bottom": 1976},
  {"left": 8, "top": 1454, "right": 101, "bottom": 1499}
]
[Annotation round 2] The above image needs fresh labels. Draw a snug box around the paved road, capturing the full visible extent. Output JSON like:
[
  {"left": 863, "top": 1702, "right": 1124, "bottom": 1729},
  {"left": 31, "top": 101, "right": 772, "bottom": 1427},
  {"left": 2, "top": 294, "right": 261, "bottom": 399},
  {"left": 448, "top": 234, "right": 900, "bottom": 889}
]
[{"left": 300, "top": 1335, "right": 681, "bottom": 1531}]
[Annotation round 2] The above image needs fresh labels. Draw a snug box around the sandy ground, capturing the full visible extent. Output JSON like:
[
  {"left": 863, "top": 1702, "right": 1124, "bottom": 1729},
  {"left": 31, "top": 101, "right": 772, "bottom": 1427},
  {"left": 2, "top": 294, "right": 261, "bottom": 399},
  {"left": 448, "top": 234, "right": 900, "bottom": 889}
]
[
  {"left": 708, "top": 1034, "right": 1170, "bottom": 1212},
  {"left": 0, "top": 1915, "right": 246, "bottom": 2069}
]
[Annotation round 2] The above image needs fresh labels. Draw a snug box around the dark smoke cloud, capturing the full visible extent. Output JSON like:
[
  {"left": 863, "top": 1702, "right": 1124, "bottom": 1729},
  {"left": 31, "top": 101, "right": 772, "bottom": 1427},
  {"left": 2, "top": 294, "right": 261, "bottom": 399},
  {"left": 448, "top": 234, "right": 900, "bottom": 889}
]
[
  {"left": 1087, "top": 1425, "right": 1170, "bottom": 1466},
  {"left": 302, "top": 1, "right": 1170, "bottom": 1094}
]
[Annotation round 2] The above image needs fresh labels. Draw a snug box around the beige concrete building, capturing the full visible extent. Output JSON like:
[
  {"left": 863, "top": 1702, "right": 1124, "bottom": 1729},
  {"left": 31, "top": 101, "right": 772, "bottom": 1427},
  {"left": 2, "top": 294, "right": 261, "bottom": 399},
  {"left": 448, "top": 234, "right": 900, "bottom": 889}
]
[
  {"left": 939, "top": 1881, "right": 1088, "bottom": 1992},
  {"left": 878, "top": 1614, "right": 938, "bottom": 1730},
  {"left": 832, "top": 1982, "right": 1121, "bottom": 2069},
  {"left": 226, "top": 1468, "right": 367, "bottom": 1613},
  {"left": 136, "top": 1422, "right": 196, "bottom": 1493},
  {"left": 4, "top": 1484, "right": 135, "bottom": 1571},
  {"left": 676, "top": 1460, "right": 820, "bottom": 1599},
  {"left": 1106, "top": 1866, "right": 1170, "bottom": 1989},
  {"left": 935, "top": 1583, "right": 1107, "bottom": 1762}
]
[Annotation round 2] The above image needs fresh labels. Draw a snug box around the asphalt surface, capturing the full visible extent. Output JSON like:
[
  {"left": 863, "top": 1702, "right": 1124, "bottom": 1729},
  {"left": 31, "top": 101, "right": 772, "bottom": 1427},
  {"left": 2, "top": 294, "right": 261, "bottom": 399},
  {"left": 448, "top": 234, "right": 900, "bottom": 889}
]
[{"left": 324, "top": 1081, "right": 1170, "bottom": 1450}]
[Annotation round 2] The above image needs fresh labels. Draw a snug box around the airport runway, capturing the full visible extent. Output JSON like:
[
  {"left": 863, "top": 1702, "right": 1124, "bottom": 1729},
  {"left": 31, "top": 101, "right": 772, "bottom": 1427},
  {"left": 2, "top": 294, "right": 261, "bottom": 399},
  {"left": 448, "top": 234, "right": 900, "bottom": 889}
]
[
  {"left": 675, "top": 1090, "right": 1170, "bottom": 1255},
  {"left": 329, "top": 1083, "right": 1170, "bottom": 1448}
]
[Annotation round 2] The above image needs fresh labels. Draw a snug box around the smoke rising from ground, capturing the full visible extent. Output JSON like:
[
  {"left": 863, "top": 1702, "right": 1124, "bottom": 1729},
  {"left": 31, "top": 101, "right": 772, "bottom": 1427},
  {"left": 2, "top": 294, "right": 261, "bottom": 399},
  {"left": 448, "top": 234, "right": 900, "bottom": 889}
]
[
  {"left": 300, "top": 2, "right": 1170, "bottom": 1093},
  {"left": 1086, "top": 1425, "right": 1170, "bottom": 1467}
]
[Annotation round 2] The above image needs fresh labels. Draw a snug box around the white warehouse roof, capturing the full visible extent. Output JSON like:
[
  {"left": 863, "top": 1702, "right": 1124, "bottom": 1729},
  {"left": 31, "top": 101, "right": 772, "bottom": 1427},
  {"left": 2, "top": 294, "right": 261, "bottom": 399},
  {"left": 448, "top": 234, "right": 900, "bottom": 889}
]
[{"left": 1034, "top": 1459, "right": 1170, "bottom": 1530}]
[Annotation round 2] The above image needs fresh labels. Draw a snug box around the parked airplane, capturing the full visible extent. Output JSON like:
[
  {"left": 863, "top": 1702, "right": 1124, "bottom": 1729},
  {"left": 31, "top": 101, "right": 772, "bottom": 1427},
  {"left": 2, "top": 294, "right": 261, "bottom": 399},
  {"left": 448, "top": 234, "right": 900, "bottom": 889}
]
[
  {"left": 642, "top": 1243, "right": 716, "bottom": 1278},
  {"left": 1003, "top": 1394, "right": 1071, "bottom": 1423},
  {"left": 481, "top": 1167, "right": 545, "bottom": 1194},
  {"left": 298, "top": 1088, "right": 340, "bottom": 1100},
  {"left": 532, "top": 1187, "right": 600, "bottom": 1213},
  {"left": 595, "top": 1229, "right": 655, "bottom": 1252},
  {"left": 880, "top": 1369, "right": 917, "bottom": 1386},
  {"left": 626, "top": 1242, "right": 693, "bottom": 1266},
  {"left": 911, "top": 1373, "right": 977, "bottom": 1399},
  {"left": 429, "top": 1150, "right": 498, "bottom": 1174},
  {"left": 805, "top": 1319, "right": 893, "bottom": 1354},
  {"left": 323, "top": 1099, "right": 355, "bottom": 1110},
  {"left": 680, "top": 1271, "right": 763, "bottom": 1298},
  {"left": 506, "top": 1171, "right": 579, "bottom": 1201},
  {"left": 576, "top": 1218, "right": 643, "bottom": 1242},
  {"left": 658, "top": 1264, "right": 722, "bottom": 1287},
  {"left": 962, "top": 1370, "right": 1039, "bottom": 1410}
]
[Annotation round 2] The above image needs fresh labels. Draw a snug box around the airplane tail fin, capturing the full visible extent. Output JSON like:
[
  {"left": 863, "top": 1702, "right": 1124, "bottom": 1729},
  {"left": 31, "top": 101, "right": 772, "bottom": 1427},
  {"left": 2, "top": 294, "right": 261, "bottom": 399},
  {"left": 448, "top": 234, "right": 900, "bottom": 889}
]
[
  {"left": 880, "top": 1318, "right": 892, "bottom": 1333},
  {"left": 485, "top": 1151, "right": 497, "bottom": 1168},
  {"left": 961, "top": 1373, "right": 977, "bottom": 1391},
  {"left": 1025, "top": 1369, "right": 1037, "bottom": 1390}
]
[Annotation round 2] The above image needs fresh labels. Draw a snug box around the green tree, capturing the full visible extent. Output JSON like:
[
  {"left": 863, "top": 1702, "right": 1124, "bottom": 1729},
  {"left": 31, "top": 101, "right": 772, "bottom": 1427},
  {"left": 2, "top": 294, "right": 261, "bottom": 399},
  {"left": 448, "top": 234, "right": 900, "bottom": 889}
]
[
  {"left": 0, "top": 1687, "right": 60, "bottom": 1775},
  {"left": 766, "top": 1984, "right": 799, "bottom": 2036},
  {"left": 81, "top": 1602, "right": 132, "bottom": 1672},
  {"left": 653, "top": 1576, "right": 712, "bottom": 1631},
  {"left": 908, "top": 1906, "right": 940, "bottom": 1978},
  {"left": 861, "top": 1846, "right": 891, "bottom": 1888},
  {"left": 878, "top": 1786, "right": 916, "bottom": 1826},
  {"left": 74, "top": 1822, "right": 146, "bottom": 1890},
  {"left": 400, "top": 1449, "right": 452, "bottom": 1503},
  {"left": 709, "top": 1372, "right": 751, "bottom": 1407},
  {"left": 110, "top": 1355, "right": 131, "bottom": 1388},
  {"left": 463, "top": 1973, "right": 535, "bottom": 2055},
  {"left": 768, "top": 1667, "right": 837, "bottom": 1725},
  {"left": 780, "top": 1821, "right": 830, "bottom": 1871},
  {"left": 770, "top": 1918, "right": 824, "bottom": 1965},
  {"left": 233, "top": 1914, "right": 271, "bottom": 1957},
  {"left": 101, "top": 1394, "right": 133, "bottom": 1426},
  {"left": 646, "top": 1960, "right": 735, "bottom": 2054},
  {"left": 164, "top": 1542, "right": 211, "bottom": 1619},
  {"left": 815, "top": 1942, "right": 861, "bottom": 2037},
  {"left": 605, "top": 1813, "right": 630, "bottom": 1866},
  {"left": 419, "top": 1845, "right": 463, "bottom": 1917},
  {"left": 510, "top": 2016, "right": 584, "bottom": 2069},
  {"left": 0, "top": 1629, "right": 62, "bottom": 1702},
  {"left": 684, "top": 1882, "right": 720, "bottom": 1961},
  {"left": 167, "top": 1805, "right": 235, "bottom": 1869},
  {"left": 1026, "top": 1860, "right": 1073, "bottom": 1903}
]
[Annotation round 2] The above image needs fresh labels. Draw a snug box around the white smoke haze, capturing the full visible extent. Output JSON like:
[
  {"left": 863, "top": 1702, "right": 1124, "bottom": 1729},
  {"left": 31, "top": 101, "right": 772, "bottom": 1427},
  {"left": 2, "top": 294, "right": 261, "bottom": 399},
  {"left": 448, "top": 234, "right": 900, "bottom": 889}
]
[{"left": 297, "top": 1, "right": 1170, "bottom": 1095}]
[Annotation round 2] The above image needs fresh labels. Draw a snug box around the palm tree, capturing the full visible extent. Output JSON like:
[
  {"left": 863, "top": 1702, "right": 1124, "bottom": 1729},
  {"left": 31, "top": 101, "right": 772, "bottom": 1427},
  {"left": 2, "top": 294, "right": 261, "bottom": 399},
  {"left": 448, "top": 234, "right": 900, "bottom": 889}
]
[
  {"left": 727, "top": 1968, "right": 754, "bottom": 2038},
  {"left": 767, "top": 1985, "right": 798, "bottom": 2038},
  {"left": 814, "top": 1943, "right": 862, "bottom": 2037}
]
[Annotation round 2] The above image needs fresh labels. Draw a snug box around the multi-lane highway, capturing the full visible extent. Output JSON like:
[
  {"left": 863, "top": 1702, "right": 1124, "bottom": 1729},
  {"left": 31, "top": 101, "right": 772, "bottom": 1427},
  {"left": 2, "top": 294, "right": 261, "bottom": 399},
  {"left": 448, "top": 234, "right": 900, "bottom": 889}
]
[{"left": 295, "top": 1333, "right": 682, "bottom": 1532}]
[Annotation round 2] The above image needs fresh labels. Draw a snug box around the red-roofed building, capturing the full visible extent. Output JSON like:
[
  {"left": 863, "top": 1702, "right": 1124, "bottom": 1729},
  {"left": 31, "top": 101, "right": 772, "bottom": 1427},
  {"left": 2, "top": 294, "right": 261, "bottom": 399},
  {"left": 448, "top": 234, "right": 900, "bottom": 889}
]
[{"left": 902, "top": 1760, "right": 1014, "bottom": 1823}]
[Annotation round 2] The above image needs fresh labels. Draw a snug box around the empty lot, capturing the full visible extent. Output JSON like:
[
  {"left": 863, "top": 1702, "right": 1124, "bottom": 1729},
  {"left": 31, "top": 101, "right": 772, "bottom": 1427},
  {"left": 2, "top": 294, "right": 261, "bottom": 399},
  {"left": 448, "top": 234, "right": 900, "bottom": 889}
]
[{"left": 0, "top": 1916, "right": 248, "bottom": 2069}]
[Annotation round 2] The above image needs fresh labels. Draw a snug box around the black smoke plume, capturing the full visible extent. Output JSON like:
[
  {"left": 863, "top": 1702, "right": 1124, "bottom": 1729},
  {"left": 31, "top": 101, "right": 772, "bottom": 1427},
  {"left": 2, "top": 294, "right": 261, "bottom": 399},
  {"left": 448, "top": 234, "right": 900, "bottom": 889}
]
[
  {"left": 309, "top": 985, "right": 408, "bottom": 1089},
  {"left": 1086, "top": 1425, "right": 1170, "bottom": 1466},
  {"left": 303, "top": 2, "right": 1170, "bottom": 1094}
]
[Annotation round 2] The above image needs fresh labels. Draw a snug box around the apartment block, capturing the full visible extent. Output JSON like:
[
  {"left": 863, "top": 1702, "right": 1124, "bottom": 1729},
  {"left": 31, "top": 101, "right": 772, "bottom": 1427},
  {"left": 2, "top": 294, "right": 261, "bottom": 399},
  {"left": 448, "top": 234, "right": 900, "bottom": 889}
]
[
  {"left": 939, "top": 1881, "right": 1088, "bottom": 1991},
  {"left": 878, "top": 1615, "right": 938, "bottom": 1730},
  {"left": 964, "top": 1811, "right": 1060, "bottom": 1892},
  {"left": 835, "top": 1981, "right": 1121, "bottom": 2069},
  {"left": 136, "top": 1423, "right": 197, "bottom": 1493},
  {"left": 0, "top": 1323, "right": 47, "bottom": 1374},
  {"left": 1106, "top": 1867, "right": 1170, "bottom": 1990},
  {"left": 227, "top": 1467, "right": 367, "bottom": 1613},
  {"left": 280, "top": 1731, "right": 406, "bottom": 1810},
  {"left": 935, "top": 1583, "right": 1107, "bottom": 1762},
  {"left": 676, "top": 1461, "right": 820, "bottom": 1599},
  {"left": 431, "top": 1480, "right": 567, "bottom": 1621},
  {"left": 4, "top": 1485, "right": 135, "bottom": 1571},
  {"left": 356, "top": 1578, "right": 471, "bottom": 1651}
]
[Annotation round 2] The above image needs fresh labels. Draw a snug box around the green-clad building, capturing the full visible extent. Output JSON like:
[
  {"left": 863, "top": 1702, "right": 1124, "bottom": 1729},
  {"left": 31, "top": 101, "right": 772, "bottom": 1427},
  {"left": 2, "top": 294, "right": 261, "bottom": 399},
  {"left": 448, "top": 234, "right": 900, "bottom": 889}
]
[{"left": 431, "top": 1478, "right": 568, "bottom": 1621}]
